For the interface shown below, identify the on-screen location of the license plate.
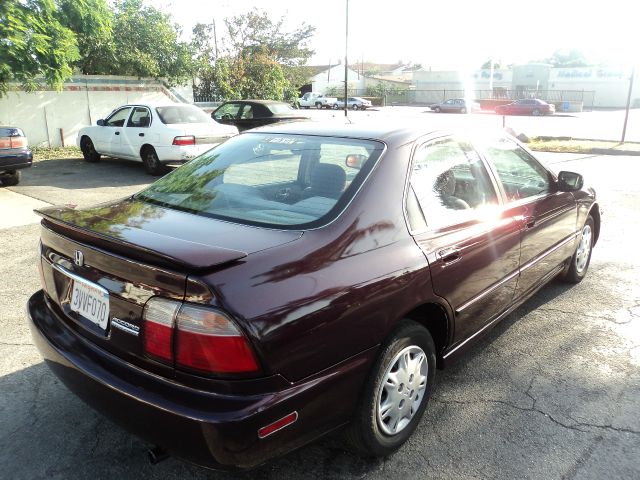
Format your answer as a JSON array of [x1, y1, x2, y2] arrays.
[[69, 277, 110, 331]]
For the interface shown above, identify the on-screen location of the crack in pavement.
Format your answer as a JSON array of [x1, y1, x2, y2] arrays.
[[536, 306, 632, 325]]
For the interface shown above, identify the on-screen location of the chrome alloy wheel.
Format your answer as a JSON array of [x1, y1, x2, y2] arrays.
[[575, 224, 592, 273], [377, 345, 428, 435]]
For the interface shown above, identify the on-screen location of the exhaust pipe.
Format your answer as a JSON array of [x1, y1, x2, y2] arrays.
[[147, 445, 169, 465]]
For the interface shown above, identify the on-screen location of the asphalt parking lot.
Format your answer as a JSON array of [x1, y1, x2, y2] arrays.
[[302, 106, 640, 142], [1, 153, 638, 479]]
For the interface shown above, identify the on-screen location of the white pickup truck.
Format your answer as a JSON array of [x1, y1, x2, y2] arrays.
[[298, 92, 338, 109]]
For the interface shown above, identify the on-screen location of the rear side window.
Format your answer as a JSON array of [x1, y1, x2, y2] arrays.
[[127, 107, 151, 128], [137, 133, 384, 229], [408, 137, 498, 230]]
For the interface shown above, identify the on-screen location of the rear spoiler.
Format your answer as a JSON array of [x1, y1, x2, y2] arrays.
[[35, 206, 247, 271]]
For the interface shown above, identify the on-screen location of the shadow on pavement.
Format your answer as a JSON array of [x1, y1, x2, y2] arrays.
[[20, 158, 154, 190]]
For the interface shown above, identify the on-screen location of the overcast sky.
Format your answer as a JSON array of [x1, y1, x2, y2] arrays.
[[150, 0, 636, 69]]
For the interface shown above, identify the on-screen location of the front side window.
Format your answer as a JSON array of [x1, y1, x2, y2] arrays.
[[409, 137, 498, 230], [482, 137, 551, 201], [213, 103, 241, 120], [105, 108, 131, 127], [137, 133, 384, 229]]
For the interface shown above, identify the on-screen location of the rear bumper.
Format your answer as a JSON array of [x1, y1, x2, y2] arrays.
[[154, 144, 216, 162], [0, 149, 32, 172], [27, 290, 375, 470]]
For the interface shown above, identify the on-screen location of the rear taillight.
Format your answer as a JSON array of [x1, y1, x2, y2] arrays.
[[0, 136, 28, 149], [172, 135, 195, 146], [142, 297, 260, 374], [143, 298, 180, 362], [11, 136, 28, 148]]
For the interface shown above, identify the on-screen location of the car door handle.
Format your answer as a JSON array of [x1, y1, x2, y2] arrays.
[[524, 216, 536, 229], [138, 133, 144, 137], [114, 131, 120, 135], [437, 247, 461, 263]]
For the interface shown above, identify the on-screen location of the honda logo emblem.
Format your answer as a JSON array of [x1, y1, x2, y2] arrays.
[[74, 250, 84, 267]]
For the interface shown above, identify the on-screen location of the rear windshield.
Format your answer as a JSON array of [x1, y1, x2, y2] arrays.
[[136, 133, 384, 229], [155, 105, 211, 124], [270, 103, 296, 114]]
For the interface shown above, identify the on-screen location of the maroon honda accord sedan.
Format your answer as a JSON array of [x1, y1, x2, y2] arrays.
[[28, 123, 600, 469]]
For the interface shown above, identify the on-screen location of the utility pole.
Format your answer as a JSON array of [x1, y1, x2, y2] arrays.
[[344, 0, 349, 117], [212, 18, 219, 59], [489, 58, 494, 98], [622, 65, 635, 142]]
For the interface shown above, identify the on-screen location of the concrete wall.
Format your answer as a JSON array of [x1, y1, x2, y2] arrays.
[[0, 76, 192, 147], [311, 65, 365, 94], [411, 66, 638, 108], [549, 67, 640, 108]]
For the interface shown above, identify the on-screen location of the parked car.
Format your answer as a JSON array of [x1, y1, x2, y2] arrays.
[[297, 92, 338, 109], [495, 98, 555, 116], [212, 100, 309, 132], [333, 96, 372, 110], [28, 122, 600, 470], [0, 126, 32, 186], [430, 98, 480, 113], [77, 103, 238, 176]]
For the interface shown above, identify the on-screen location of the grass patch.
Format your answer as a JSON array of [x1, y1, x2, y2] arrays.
[[31, 146, 82, 161], [528, 137, 640, 154]]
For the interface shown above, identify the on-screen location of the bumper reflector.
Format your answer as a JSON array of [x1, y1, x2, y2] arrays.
[[258, 412, 298, 439]]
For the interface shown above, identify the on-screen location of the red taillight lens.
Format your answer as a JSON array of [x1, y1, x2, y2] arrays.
[[11, 136, 28, 148], [175, 305, 259, 373], [143, 298, 180, 362], [142, 298, 260, 374], [172, 135, 195, 146]]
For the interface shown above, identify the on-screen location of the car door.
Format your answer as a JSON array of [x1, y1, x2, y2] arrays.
[[120, 106, 152, 160], [408, 136, 522, 346], [442, 99, 454, 112], [95, 107, 131, 155], [236, 104, 259, 131], [481, 136, 577, 299]]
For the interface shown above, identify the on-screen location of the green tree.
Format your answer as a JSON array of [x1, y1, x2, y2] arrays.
[[108, 0, 194, 84], [481, 59, 502, 70], [193, 9, 315, 101], [545, 49, 591, 68], [0, 0, 79, 95], [56, 0, 114, 74]]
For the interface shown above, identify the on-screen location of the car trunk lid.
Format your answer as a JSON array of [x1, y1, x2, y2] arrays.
[[179, 122, 238, 146], [35, 198, 301, 377]]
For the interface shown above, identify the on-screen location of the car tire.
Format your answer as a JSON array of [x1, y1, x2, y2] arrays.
[[1, 170, 21, 186], [460, 107, 467, 114], [142, 146, 169, 176], [434, 106, 441, 113], [333, 104, 340, 110], [315, 102, 323, 109], [532, 109, 541, 116], [80, 137, 101, 163], [344, 320, 436, 456], [560, 215, 595, 283], [352, 104, 359, 110]]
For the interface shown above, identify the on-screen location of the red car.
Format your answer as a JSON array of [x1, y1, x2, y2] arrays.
[[28, 123, 599, 470], [495, 98, 555, 116]]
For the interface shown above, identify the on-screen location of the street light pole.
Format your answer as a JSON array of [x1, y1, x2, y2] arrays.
[[344, 0, 349, 117], [622, 65, 635, 143]]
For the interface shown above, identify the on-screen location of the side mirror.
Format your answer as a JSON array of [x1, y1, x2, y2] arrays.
[[96, 119, 105, 126], [557, 171, 584, 191]]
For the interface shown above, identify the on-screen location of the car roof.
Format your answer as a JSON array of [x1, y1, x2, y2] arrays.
[[239, 121, 441, 146], [223, 99, 290, 106]]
